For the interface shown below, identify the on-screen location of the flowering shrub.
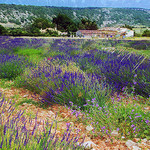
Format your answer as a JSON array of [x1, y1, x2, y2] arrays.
[[16, 59, 110, 109], [0, 93, 84, 150], [49, 39, 150, 97]]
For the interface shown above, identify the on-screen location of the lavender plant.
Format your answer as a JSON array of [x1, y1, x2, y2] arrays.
[[0, 54, 32, 79], [0, 36, 49, 54], [50, 39, 150, 97], [0, 93, 84, 150], [15, 58, 110, 109]]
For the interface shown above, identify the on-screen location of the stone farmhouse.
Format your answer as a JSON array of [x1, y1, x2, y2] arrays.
[[76, 27, 134, 39]]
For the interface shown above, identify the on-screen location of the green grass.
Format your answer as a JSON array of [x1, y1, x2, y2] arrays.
[[14, 48, 47, 64], [115, 46, 150, 58], [0, 79, 14, 89], [133, 28, 150, 34], [125, 37, 150, 40]]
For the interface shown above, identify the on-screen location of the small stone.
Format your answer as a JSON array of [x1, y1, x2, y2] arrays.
[[121, 136, 125, 139], [141, 142, 147, 146], [22, 103, 27, 106], [147, 140, 150, 145], [141, 138, 147, 143], [111, 130, 119, 137], [82, 141, 97, 149], [133, 138, 140, 143], [98, 141, 106, 147], [126, 140, 137, 148], [47, 111, 55, 119], [61, 113, 66, 118], [86, 125, 94, 131], [23, 94, 28, 98], [132, 146, 141, 150], [144, 107, 149, 110]]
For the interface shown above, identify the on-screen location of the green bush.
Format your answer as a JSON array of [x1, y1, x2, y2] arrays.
[[0, 54, 31, 80]]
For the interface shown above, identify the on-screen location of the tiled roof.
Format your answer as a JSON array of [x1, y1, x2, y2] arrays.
[[78, 30, 103, 34], [99, 27, 120, 31], [78, 30, 117, 35]]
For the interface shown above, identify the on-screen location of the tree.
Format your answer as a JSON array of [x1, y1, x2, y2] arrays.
[[0, 25, 7, 35], [142, 29, 150, 37], [53, 13, 78, 32], [78, 18, 98, 30], [122, 24, 133, 30], [32, 18, 54, 29]]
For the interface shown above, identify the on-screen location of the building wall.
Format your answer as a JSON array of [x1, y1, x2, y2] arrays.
[[126, 30, 134, 37], [76, 30, 120, 38], [76, 31, 82, 37]]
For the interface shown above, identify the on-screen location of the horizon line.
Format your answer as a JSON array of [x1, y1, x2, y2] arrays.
[[0, 3, 149, 10]]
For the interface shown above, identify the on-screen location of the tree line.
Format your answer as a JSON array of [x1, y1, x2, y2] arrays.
[[0, 13, 98, 37]]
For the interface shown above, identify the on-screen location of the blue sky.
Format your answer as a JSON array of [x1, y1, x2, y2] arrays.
[[0, 0, 150, 9]]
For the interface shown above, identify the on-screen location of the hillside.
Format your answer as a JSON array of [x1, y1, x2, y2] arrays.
[[0, 4, 150, 28]]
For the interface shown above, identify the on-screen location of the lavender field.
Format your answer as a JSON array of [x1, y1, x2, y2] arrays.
[[0, 36, 150, 149]]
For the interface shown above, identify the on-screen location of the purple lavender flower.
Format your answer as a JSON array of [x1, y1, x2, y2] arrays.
[[0, 137, 3, 148], [135, 115, 142, 118], [129, 116, 132, 119], [117, 128, 120, 131], [133, 80, 137, 85], [101, 126, 106, 130], [145, 120, 149, 124]]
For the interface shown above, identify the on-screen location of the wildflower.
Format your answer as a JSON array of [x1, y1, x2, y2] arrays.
[[96, 104, 99, 107], [69, 101, 73, 106], [122, 87, 125, 91], [76, 112, 80, 118], [117, 128, 119, 131], [92, 98, 96, 101], [133, 127, 136, 131], [134, 74, 137, 78], [135, 115, 141, 118], [145, 120, 149, 124], [131, 124, 135, 128], [98, 107, 102, 111], [101, 126, 105, 130], [83, 103, 88, 106], [66, 123, 70, 127], [71, 110, 76, 114], [0, 137, 4, 148], [129, 116, 132, 119], [47, 57, 52, 60], [133, 80, 137, 85]]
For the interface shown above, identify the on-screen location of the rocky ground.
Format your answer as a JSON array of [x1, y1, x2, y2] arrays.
[[0, 82, 150, 150]]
